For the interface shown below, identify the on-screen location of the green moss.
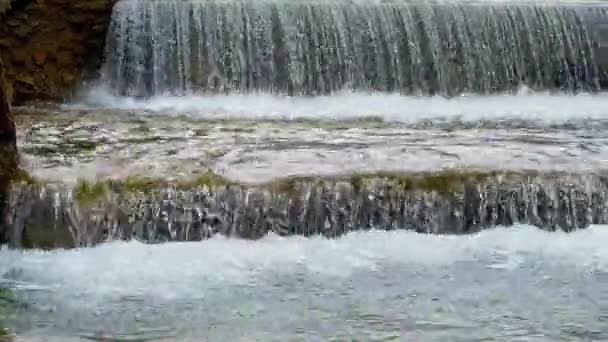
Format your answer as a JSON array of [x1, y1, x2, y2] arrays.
[[58, 170, 531, 203], [9, 168, 37, 186], [101, 171, 235, 194], [0, 328, 10, 341], [122, 176, 161, 194], [73, 179, 107, 204], [192, 171, 234, 188], [263, 176, 317, 197], [256, 170, 515, 197], [344, 169, 520, 194], [350, 174, 365, 194]]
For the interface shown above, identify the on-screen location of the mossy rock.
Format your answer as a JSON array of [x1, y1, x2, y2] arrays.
[[257, 170, 520, 197], [191, 171, 234, 189], [345, 169, 524, 194], [74, 178, 107, 205], [85, 170, 236, 195], [9, 168, 36, 186]]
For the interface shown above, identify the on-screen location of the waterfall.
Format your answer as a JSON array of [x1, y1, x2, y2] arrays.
[[6, 174, 608, 248], [100, 0, 607, 97]]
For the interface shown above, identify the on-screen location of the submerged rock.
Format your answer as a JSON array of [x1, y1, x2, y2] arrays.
[[5, 172, 608, 249]]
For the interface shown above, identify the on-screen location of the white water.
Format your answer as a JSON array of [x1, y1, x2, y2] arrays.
[[71, 88, 608, 124], [2, 225, 607, 340]]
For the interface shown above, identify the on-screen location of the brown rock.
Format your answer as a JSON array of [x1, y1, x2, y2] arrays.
[[6, 18, 20, 27], [33, 50, 47, 65], [0, 0, 117, 102], [15, 74, 35, 86], [13, 23, 33, 39], [62, 73, 75, 84], [55, 50, 73, 67], [9, 49, 28, 65], [0, 56, 16, 147]]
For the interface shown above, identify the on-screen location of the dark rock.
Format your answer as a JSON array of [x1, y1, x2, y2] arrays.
[[0, 54, 18, 246], [32, 50, 46, 65]]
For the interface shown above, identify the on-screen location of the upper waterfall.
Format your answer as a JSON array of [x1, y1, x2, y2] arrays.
[[100, 0, 608, 97]]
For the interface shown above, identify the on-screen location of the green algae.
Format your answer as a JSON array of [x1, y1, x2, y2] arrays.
[[121, 171, 234, 192], [344, 170, 514, 194], [117, 176, 160, 194], [74, 179, 108, 204], [38, 170, 548, 204], [192, 171, 235, 188], [9, 168, 36, 186], [89, 171, 237, 195], [263, 176, 318, 197], [259, 170, 525, 196]]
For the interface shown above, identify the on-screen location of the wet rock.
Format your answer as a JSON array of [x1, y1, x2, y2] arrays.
[[32, 50, 46, 66], [5, 173, 608, 248], [0, 54, 18, 246], [0, 0, 116, 103]]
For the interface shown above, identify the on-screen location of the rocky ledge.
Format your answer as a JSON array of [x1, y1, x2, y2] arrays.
[[3, 171, 608, 249]]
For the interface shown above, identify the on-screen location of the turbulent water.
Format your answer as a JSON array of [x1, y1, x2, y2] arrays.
[[5, 0, 608, 339], [101, 0, 608, 97], [1, 226, 607, 341], [79, 86, 608, 122]]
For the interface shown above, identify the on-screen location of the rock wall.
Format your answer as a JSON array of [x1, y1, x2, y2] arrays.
[[0, 51, 17, 245], [0, 0, 115, 103]]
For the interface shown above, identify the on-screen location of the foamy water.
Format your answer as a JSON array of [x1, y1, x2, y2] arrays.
[[2, 226, 607, 340], [69, 87, 608, 124]]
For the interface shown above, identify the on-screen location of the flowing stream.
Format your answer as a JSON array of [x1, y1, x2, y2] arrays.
[[3, 0, 608, 340], [1, 226, 608, 341]]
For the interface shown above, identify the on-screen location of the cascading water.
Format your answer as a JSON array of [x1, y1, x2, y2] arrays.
[[4, 1, 608, 340], [100, 0, 608, 97]]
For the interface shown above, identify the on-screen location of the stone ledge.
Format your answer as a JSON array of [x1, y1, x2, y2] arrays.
[[5, 171, 608, 249]]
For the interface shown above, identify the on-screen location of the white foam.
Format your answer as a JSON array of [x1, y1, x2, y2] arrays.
[[68, 87, 608, 124], [1, 225, 607, 300]]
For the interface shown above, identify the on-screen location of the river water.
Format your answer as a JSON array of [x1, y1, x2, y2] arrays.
[[4, 0, 608, 339], [3, 87, 608, 340], [12, 89, 608, 183], [1, 225, 607, 341]]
